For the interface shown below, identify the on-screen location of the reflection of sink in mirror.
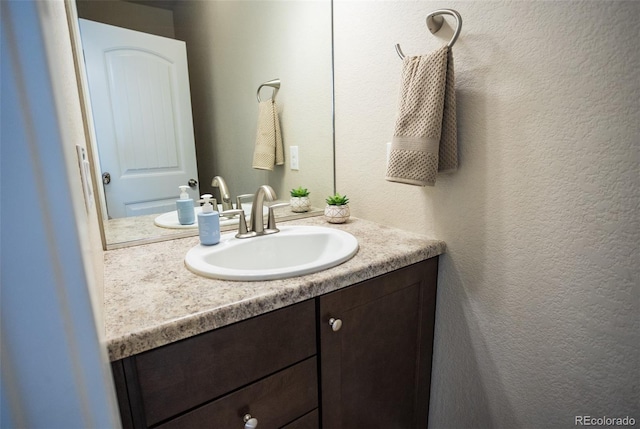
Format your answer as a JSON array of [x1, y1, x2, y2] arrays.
[[184, 226, 359, 281], [154, 203, 264, 230]]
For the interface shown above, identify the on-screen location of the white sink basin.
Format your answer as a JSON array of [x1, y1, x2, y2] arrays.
[[184, 225, 359, 281], [154, 203, 263, 229]]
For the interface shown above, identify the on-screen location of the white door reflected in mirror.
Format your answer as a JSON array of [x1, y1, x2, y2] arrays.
[[80, 19, 200, 218]]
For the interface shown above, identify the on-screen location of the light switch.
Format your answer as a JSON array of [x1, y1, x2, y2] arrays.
[[290, 146, 299, 170], [76, 145, 94, 213]]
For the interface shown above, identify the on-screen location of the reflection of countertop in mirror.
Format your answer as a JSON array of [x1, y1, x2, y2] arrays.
[[104, 216, 446, 361], [103, 203, 324, 249], [103, 213, 187, 247]]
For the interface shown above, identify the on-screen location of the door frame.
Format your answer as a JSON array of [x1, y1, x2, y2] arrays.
[[67, 0, 109, 224]]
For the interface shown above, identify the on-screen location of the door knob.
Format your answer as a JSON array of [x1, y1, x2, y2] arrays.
[[102, 172, 111, 185], [329, 317, 342, 332], [243, 414, 258, 429], [188, 178, 198, 188]]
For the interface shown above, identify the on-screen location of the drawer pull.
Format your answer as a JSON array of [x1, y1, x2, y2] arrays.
[[243, 414, 258, 429], [329, 317, 342, 332]]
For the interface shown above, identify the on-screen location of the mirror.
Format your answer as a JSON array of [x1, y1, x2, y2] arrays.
[[73, 0, 334, 249]]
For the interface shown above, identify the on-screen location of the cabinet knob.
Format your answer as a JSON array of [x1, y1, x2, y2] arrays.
[[329, 317, 342, 332], [243, 414, 258, 429]]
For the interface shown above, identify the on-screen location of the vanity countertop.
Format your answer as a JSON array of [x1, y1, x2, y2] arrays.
[[104, 216, 446, 361]]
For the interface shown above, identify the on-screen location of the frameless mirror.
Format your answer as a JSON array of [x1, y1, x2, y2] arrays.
[[72, 0, 334, 249]]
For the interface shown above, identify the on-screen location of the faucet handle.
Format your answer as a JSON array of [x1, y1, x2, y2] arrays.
[[197, 197, 218, 208], [265, 202, 290, 233], [220, 209, 249, 237], [235, 194, 254, 212]]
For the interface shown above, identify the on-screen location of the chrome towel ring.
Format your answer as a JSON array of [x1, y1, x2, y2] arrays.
[[256, 78, 281, 102], [395, 9, 462, 59]]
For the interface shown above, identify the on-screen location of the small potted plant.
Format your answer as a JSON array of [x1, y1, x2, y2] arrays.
[[290, 186, 311, 213], [324, 193, 350, 224]]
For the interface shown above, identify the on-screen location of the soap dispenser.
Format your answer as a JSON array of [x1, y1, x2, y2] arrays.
[[176, 185, 195, 225], [198, 194, 220, 245]]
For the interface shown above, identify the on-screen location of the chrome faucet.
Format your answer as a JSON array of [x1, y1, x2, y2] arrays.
[[211, 176, 234, 212]]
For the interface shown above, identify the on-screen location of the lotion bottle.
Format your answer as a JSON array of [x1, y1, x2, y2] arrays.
[[176, 185, 195, 225], [198, 194, 220, 245]]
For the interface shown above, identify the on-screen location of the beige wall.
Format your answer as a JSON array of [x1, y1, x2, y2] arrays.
[[335, 1, 639, 426], [174, 1, 334, 207]]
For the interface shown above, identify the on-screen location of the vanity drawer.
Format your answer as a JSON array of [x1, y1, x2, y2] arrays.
[[127, 299, 316, 427], [157, 357, 318, 429]]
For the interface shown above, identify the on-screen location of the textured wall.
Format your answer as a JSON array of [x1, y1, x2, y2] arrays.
[[334, 1, 639, 427]]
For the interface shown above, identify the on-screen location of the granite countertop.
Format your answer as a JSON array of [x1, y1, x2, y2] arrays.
[[104, 216, 446, 361]]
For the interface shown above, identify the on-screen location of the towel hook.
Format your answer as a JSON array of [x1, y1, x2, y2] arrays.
[[256, 78, 280, 102], [395, 8, 462, 59]]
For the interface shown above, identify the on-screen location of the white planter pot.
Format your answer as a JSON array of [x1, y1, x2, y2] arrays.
[[324, 204, 350, 224], [290, 196, 311, 213]]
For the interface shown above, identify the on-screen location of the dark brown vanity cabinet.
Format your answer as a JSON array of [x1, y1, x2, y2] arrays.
[[319, 257, 438, 428], [111, 257, 438, 429]]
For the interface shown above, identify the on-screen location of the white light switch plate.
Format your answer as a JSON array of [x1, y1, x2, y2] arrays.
[[290, 146, 299, 170], [76, 145, 94, 212]]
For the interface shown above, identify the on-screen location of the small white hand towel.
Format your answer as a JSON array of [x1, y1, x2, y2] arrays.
[[252, 100, 284, 171], [385, 45, 457, 186]]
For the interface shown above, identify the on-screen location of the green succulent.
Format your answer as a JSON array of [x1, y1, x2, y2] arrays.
[[325, 193, 349, 206], [290, 186, 310, 197]]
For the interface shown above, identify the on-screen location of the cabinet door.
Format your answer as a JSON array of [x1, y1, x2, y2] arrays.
[[319, 258, 438, 429]]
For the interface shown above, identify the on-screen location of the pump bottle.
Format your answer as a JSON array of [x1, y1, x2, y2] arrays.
[[198, 194, 220, 245], [176, 185, 195, 225]]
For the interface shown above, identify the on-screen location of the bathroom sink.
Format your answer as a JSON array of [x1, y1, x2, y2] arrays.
[[184, 225, 359, 281], [154, 203, 263, 229]]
